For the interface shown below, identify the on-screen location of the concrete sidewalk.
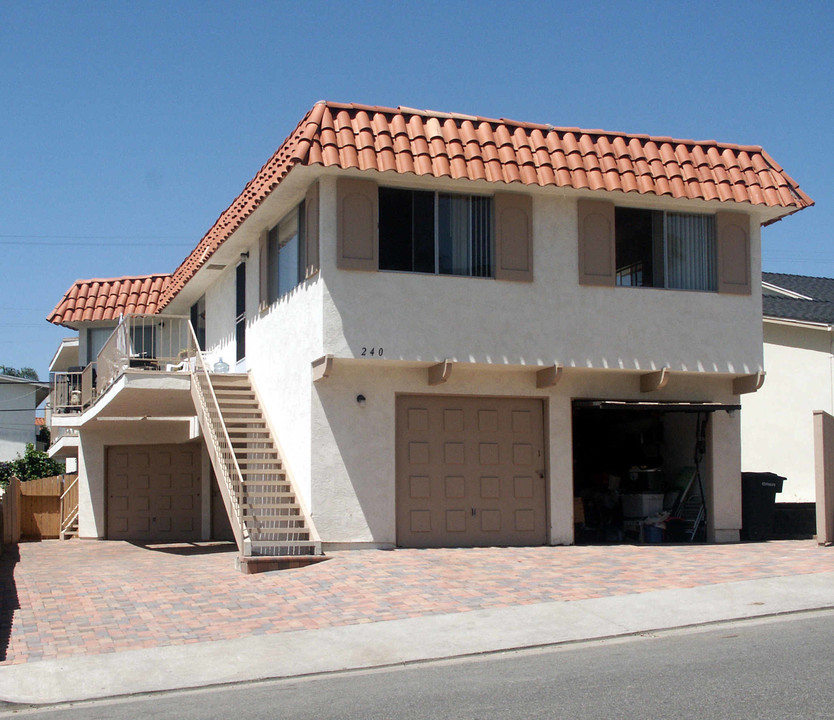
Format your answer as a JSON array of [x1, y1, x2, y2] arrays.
[[2, 569, 833, 705]]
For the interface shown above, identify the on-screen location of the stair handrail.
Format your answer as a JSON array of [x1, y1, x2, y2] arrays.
[[186, 324, 247, 555], [59, 474, 79, 539]]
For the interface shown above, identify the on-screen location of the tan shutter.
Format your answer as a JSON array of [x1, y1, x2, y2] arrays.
[[305, 182, 320, 278], [258, 228, 268, 310], [716, 212, 751, 295], [494, 193, 533, 282], [337, 177, 378, 271], [577, 199, 615, 286]]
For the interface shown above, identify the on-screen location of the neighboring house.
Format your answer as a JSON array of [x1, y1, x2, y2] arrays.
[[0, 374, 49, 462], [46, 101, 813, 566], [741, 273, 834, 506]]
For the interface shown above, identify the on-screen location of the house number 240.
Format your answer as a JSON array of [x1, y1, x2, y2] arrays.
[[361, 347, 384, 357]]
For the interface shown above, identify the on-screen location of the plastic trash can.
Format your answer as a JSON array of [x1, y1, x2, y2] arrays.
[[741, 472, 785, 541]]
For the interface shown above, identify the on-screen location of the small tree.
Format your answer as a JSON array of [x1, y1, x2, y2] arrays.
[[0, 443, 64, 487], [0, 365, 39, 381]]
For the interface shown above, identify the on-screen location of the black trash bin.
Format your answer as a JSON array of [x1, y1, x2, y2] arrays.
[[741, 472, 785, 541]]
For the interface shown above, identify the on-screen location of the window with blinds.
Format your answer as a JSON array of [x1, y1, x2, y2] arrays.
[[615, 208, 717, 292], [379, 188, 493, 278]]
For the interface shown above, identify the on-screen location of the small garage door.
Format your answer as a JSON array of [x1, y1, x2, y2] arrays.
[[107, 443, 201, 542], [396, 395, 547, 548]]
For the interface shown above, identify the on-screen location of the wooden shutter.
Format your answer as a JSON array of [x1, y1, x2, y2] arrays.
[[494, 193, 533, 282], [258, 229, 268, 310], [337, 177, 378, 271], [716, 212, 751, 295], [305, 182, 320, 278], [577, 199, 615, 287]]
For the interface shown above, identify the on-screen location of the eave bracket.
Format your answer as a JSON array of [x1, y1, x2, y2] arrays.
[[640, 367, 671, 393], [733, 371, 766, 395]]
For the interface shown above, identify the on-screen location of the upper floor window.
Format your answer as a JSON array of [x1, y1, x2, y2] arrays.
[[379, 188, 493, 278], [615, 208, 717, 292], [267, 202, 305, 303]]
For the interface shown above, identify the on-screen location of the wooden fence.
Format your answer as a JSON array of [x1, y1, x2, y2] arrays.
[[1, 474, 78, 542]]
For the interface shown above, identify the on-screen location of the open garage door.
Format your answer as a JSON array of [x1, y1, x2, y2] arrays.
[[106, 442, 201, 542], [396, 395, 547, 548]]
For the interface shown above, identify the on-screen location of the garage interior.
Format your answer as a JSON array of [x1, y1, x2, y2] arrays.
[[572, 400, 738, 544]]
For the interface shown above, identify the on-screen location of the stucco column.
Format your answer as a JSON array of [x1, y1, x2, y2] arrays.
[[706, 410, 741, 543], [77, 431, 106, 539], [200, 443, 212, 541], [548, 396, 574, 545]]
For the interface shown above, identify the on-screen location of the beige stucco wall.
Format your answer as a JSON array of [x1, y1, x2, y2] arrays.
[[741, 322, 834, 503], [311, 362, 740, 547]]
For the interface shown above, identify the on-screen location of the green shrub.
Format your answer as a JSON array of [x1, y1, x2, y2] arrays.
[[0, 443, 64, 487]]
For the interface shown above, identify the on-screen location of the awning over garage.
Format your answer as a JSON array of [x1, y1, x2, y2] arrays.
[[573, 400, 741, 413]]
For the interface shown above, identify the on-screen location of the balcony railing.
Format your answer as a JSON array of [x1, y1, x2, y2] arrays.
[[49, 314, 196, 416]]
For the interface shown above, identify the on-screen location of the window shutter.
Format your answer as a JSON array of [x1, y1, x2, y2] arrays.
[[494, 193, 533, 282], [716, 212, 751, 295], [305, 182, 320, 278], [258, 229, 268, 310], [577, 199, 615, 287], [337, 177, 378, 271]]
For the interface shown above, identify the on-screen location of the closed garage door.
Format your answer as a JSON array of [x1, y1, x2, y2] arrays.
[[107, 443, 201, 542], [396, 395, 547, 548]]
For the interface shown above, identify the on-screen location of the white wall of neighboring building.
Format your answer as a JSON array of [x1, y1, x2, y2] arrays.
[[742, 321, 834, 503], [0, 378, 41, 461]]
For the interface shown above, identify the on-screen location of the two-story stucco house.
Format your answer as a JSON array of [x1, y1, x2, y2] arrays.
[[47, 101, 812, 569]]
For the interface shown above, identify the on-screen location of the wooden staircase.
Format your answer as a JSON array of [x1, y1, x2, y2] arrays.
[[191, 367, 322, 572]]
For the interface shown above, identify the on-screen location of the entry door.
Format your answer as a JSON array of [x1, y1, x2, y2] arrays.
[[235, 262, 246, 368], [396, 395, 547, 548]]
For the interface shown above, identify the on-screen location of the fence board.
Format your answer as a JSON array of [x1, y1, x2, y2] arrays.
[[18, 474, 73, 540]]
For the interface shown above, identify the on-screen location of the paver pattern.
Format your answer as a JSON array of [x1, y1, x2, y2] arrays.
[[2, 540, 833, 666]]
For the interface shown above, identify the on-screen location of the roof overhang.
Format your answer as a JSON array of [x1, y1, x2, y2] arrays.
[[49, 337, 80, 373], [763, 315, 833, 331]]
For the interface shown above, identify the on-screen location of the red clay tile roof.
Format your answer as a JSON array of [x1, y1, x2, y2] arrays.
[[151, 101, 814, 309], [48, 274, 171, 327]]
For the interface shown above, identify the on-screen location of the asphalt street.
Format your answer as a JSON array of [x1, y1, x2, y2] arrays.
[[6, 609, 833, 720]]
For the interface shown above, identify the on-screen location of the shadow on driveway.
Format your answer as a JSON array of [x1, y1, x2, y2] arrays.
[[0, 544, 20, 663], [131, 541, 237, 557]]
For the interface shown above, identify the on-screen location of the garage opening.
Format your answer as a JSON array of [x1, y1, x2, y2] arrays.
[[572, 400, 739, 544]]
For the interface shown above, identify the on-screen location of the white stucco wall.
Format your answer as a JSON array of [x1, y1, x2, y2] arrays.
[[76, 420, 198, 539], [311, 363, 739, 547], [741, 321, 834, 503], [317, 174, 764, 375], [200, 209, 324, 509]]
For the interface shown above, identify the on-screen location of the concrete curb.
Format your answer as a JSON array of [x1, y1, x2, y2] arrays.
[[2, 571, 833, 706]]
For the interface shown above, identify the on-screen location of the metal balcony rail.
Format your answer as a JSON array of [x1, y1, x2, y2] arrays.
[[50, 314, 193, 415]]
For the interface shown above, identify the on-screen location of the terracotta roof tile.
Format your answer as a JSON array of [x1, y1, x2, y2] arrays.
[[48, 274, 172, 327], [154, 101, 812, 309]]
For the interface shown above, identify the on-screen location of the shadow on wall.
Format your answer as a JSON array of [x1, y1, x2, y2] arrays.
[[316, 381, 396, 544], [0, 544, 20, 662]]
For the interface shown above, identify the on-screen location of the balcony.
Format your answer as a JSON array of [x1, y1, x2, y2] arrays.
[[49, 314, 198, 419]]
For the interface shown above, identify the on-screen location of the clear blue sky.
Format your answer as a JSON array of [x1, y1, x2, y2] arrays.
[[1, 0, 832, 381]]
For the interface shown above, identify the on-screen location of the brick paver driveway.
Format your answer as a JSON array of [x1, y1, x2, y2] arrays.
[[2, 540, 833, 666]]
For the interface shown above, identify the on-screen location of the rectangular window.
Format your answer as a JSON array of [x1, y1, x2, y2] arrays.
[[615, 208, 716, 292], [379, 188, 493, 278], [190, 295, 206, 351], [267, 202, 306, 303]]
